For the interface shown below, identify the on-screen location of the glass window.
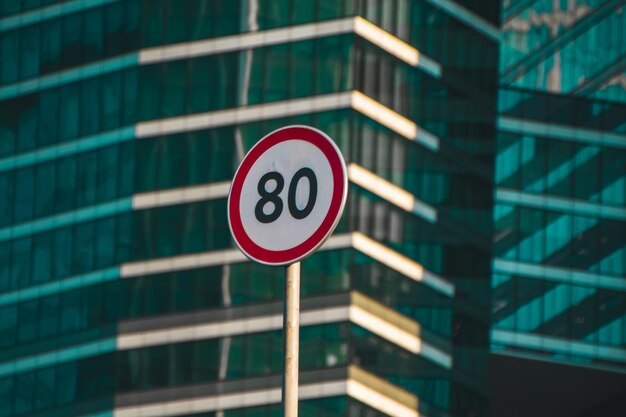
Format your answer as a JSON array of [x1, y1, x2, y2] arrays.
[[34, 367, 56, 410], [13, 372, 34, 414], [165, 0, 189, 44], [31, 233, 52, 284], [39, 295, 59, 339], [139, 65, 161, 120], [0, 305, 17, 348], [16, 96, 37, 153], [58, 85, 80, 140], [80, 78, 101, 136], [82, 7, 104, 62], [61, 13, 83, 68], [103, 1, 125, 57], [19, 26, 40, 80], [0, 31, 18, 84], [161, 61, 186, 117], [101, 72, 122, 130], [51, 227, 72, 279], [0, 376, 12, 416]]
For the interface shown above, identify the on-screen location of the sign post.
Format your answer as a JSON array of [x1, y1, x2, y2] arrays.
[[228, 125, 347, 417], [283, 262, 300, 417]]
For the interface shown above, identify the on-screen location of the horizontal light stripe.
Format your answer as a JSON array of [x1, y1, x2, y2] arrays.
[[0, 53, 137, 101], [119, 233, 353, 278], [134, 165, 433, 215], [353, 17, 419, 66], [498, 116, 626, 149], [0, 338, 116, 377], [135, 90, 438, 146], [496, 188, 626, 221], [139, 17, 354, 64], [116, 306, 348, 350], [114, 291, 450, 367], [140, 16, 437, 74], [350, 305, 420, 353], [355, 16, 441, 78], [121, 232, 454, 297], [0, 267, 120, 307], [492, 349, 626, 375], [1, 16, 441, 101], [423, 0, 500, 41], [315, 232, 353, 250], [0, 0, 121, 33], [349, 164, 414, 211], [0, 307, 444, 377], [347, 163, 437, 222], [352, 92, 435, 149], [1, 91, 434, 174], [350, 91, 440, 150], [113, 376, 415, 417], [115, 384, 291, 417], [132, 181, 231, 209], [0, 181, 231, 248], [347, 380, 419, 417], [120, 247, 246, 278], [491, 329, 626, 363], [493, 258, 626, 292], [135, 92, 351, 138], [0, 198, 132, 243], [0, 291, 450, 376], [414, 53, 442, 78], [421, 344, 454, 369], [0, 191, 443, 304], [0, 126, 135, 174], [352, 232, 455, 297]]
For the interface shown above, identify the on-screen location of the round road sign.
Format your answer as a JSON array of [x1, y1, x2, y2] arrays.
[[228, 125, 348, 266]]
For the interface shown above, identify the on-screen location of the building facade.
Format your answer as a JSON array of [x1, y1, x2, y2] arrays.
[[0, 1, 499, 417], [492, 0, 626, 375]]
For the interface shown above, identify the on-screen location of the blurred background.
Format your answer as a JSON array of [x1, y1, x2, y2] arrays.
[[0, 1, 624, 416]]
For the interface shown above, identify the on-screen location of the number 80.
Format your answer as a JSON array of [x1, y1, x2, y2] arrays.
[[255, 168, 318, 223]]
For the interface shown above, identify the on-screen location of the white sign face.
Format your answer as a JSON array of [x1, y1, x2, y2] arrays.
[[228, 126, 348, 266]]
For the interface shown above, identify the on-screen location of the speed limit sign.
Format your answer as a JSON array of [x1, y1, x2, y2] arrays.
[[228, 125, 348, 266]]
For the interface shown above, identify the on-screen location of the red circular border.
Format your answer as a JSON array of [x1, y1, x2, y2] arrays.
[[228, 126, 347, 266]]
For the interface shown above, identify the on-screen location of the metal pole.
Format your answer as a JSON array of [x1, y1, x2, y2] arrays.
[[283, 262, 300, 417]]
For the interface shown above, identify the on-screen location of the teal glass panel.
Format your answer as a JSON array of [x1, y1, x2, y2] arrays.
[[131, 199, 229, 259], [0, 2, 498, 416], [0, 29, 18, 84], [0, 68, 139, 158], [112, 322, 449, 407], [139, 0, 360, 48], [408, 0, 499, 92], [508, 3, 626, 95], [500, 0, 608, 71], [590, 71, 626, 103], [0, 213, 132, 294], [0, 352, 116, 417], [0, 0, 140, 85]]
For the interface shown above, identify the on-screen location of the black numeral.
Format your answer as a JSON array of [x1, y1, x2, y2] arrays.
[[255, 172, 284, 223], [288, 168, 317, 219], [254, 169, 318, 223]]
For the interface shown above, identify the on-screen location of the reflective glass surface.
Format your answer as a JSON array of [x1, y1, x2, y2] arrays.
[[496, 0, 626, 371], [1, 1, 499, 416]]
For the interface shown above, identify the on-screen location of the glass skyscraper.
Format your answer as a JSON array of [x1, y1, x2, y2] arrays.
[[1, 1, 623, 417], [0, 1, 499, 417], [493, 0, 626, 374]]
